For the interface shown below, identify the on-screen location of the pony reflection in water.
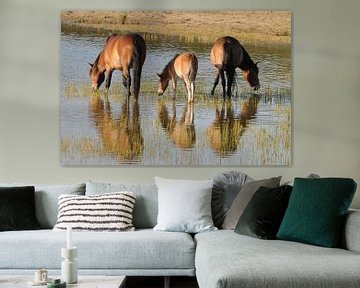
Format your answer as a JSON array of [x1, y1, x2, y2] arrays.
[[90, 95, 144, 163], [207, 96, 259, 156], [210, 36, 260, 97], [157, 100, 196, 150], [89, 33, 146, 98], [157, 52, 198, 103]]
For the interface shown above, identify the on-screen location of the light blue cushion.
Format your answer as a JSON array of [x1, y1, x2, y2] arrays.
[[85, 181, 158, 229], [195, 230, 360, 288], [0, 229, 195, 272], [154, 177, 217, 233]]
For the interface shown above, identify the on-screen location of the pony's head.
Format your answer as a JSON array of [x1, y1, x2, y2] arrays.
[[89, 62, 105, 90], [243, 62, 260, 91], [157, 73, 170, 96]]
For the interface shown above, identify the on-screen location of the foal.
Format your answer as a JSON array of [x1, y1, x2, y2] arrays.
[[157, 52, 198, 103]]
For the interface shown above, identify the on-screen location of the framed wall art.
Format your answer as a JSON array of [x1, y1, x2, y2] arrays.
[[61, 11, 291, 166]]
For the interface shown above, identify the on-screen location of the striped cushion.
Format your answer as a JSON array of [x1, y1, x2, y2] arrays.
[[53, 192, 136, 232]]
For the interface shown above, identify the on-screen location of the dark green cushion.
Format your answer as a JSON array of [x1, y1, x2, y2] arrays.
[[235, 185, 292, 239], [0, 186, 41, 231], [277, 178, 357, 247]]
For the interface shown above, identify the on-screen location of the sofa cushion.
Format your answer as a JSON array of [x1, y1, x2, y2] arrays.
[[195, 230, 360, 288], [0, 229, 195, 272], [0, 183, 86, 229], [342, 209, 360, 253], [153, 177, 216, 233], [234, 185, 292, 239], [53, 192, 136, 231], [86, 181, 158, 229], [0, 186, 40, 231], [212, 171, 251, 228], [222, 176, 281, 229], [277, 178, 357, 247]]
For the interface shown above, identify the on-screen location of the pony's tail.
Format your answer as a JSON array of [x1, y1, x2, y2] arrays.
[[224, 40, 236, 94], [133, 35, 146, 99], [189, 53, 198, 83]]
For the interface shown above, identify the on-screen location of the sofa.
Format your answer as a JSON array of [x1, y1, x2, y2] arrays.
[[0, 177, 360, 288]]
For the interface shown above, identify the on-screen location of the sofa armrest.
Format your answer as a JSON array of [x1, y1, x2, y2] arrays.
[[342, 209, 360, 253]]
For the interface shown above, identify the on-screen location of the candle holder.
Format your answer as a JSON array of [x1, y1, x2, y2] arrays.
[[61, 247, 78, 284]]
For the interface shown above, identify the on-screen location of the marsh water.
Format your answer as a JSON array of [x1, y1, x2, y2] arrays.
[[61, 31, 291, 165]]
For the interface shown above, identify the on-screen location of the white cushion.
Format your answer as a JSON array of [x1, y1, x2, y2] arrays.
[[53, 192, 135, 231], [153, 177, 217, 233]]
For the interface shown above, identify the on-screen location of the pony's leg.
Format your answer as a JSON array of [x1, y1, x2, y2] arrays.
[[220, 70, 226, 98], [226, 69, 235, 97], [105, 70, 113, 90], [184, 78, 192, 103], [190, 81, 195, 103], [122, 69, 131, 97], [211, 72, 220, 96], [172, 77, 178, 100]]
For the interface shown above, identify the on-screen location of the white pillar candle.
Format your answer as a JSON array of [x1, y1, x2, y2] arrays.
[[67, 225, 72, 249]]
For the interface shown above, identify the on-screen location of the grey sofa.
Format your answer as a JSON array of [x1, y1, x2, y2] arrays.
[[1, 181, 360, 288]]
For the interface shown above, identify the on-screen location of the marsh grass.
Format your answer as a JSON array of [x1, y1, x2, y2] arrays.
[[63, 79, 291, 103], [61, 11, 291, 45], [61, 78, 291, 165]]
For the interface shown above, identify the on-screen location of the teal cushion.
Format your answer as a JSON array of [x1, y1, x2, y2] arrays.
[[277, 178, 357, 247]]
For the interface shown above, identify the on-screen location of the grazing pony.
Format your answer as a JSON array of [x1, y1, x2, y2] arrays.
[[89, 33, 146, 98], [157, 52, 198, 103], [210, 36, 260, 97]]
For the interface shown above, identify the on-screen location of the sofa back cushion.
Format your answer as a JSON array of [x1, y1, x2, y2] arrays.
[[277, 177, 357, 248], [0, 186, 41, 231], [0, 183, 86, 229], [86, 181, 158, 229]]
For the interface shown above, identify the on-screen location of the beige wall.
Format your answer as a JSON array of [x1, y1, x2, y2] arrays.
[[0, 0, 359, 208]]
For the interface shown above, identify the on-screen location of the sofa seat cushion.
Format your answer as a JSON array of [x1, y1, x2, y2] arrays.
[[195, 230, 360, 288], [0, 229, 195, 271]]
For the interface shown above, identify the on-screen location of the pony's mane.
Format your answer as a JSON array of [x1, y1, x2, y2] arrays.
[[106, 33, 119, 43], [239, 45, 255, 70], [161, 54, 180, 76], [93, 53, 101, 66], [92, 34, 118, 70]]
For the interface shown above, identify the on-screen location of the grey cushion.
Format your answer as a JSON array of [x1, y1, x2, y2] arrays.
[[341, 209, 360, 253], [154, 177, 216, 233], [0, 183, 85, 228], [0, 229, 195, 271], [195, 230, 360, 288], [85, 181, 158, 229], [212, 171, 251, 228], [222, 177, 281, 229]]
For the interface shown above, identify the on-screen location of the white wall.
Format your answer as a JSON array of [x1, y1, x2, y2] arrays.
[[0, 0, 359, 208]]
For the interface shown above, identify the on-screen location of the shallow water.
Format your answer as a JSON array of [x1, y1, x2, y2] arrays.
[[61, 32, 291, 165]]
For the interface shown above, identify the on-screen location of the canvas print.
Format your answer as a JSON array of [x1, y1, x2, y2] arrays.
[[61, 11, 291, 165]]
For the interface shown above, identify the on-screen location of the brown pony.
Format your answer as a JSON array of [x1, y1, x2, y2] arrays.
[[157, 52, 198, 103], [210, 36, 260, 97], [89, 33, 146, 98]]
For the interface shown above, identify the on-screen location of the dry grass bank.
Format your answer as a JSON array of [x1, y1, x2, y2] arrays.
[[61, 11, 291, 45]]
